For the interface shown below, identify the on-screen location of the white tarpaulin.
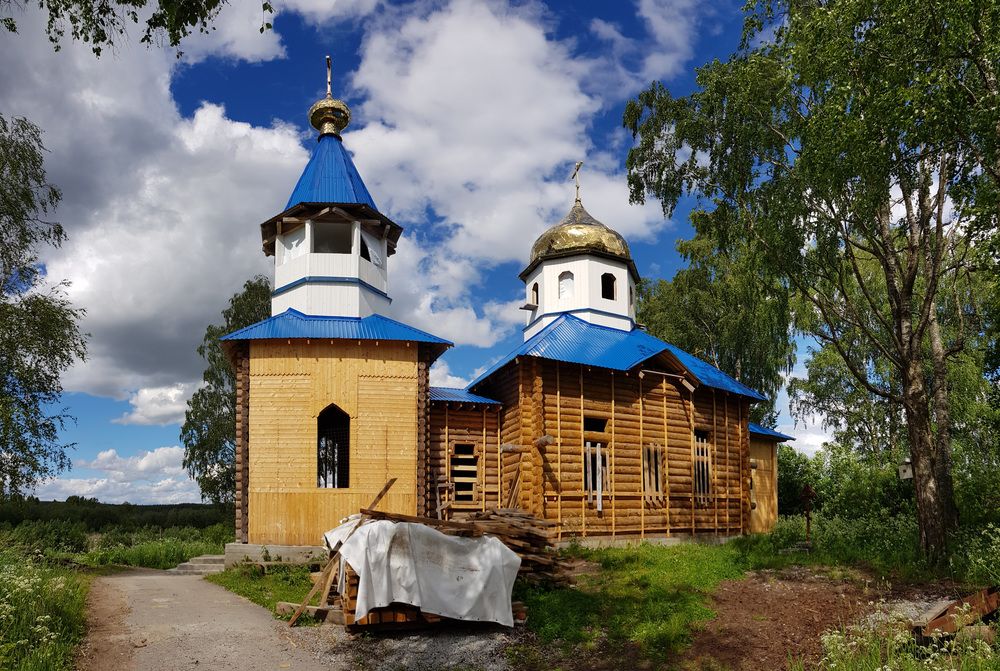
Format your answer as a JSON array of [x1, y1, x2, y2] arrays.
[[325, 519, 521, 627]]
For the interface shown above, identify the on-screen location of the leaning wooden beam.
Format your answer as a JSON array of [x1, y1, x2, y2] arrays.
[[288, 477, 397, 627]]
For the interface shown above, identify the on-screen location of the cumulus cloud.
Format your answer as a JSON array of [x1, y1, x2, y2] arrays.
[[3, 0, 693, 400], [114, 383, 200, 426], [429, 361, 469, 388], [33, 447, 200, 504]]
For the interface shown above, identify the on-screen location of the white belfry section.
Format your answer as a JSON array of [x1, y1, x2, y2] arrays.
[[271, 218, 391, 318], [522, 254, 635, 339]]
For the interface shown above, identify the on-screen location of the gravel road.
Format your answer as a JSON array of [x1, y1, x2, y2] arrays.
[[76, 569, 338, 671], [76, 568, 513, 671]]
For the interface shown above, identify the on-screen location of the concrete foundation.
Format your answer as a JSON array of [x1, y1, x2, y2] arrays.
[[224, 543, 328, 568]]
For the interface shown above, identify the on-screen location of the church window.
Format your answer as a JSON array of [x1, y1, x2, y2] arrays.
[[450, 443, 478, 504], [558, 271, 574, 299], [360, 236, 371, 262], [643, 443, 665, 503], [694, 429, 712, 506], [317, 404, 350, 488], [583, 416, 608, 510], [312, 221, 353, 254], [530, 282, 539, 306], [601, 273, 616, 300]]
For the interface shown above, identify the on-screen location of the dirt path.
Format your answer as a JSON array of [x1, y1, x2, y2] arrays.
[[76, 569, 339, 671]]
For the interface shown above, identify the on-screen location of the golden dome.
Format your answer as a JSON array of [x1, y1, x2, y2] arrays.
[[520, 200, 637, 280], [309, 56, 351, 136]]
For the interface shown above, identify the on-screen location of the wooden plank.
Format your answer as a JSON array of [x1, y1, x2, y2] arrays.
[[288, 478, 397, 627]]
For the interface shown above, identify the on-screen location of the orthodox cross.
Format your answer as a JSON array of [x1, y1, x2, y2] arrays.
[[570, 161, 584, 203], [326, 55, 332, 97]]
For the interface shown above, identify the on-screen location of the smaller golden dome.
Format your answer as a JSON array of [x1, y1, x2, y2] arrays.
[[309, 56, 351, 136], [520, 200, 636, 280], [309, 96, 351, 136]]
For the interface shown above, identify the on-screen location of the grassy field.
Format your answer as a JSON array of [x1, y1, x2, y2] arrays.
[[0, 550, 90, 671], [206, 563, 316, 619]]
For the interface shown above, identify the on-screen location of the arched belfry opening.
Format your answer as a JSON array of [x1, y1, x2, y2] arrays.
[[317, 404, 350, 488], [601, 272, 616, 300]]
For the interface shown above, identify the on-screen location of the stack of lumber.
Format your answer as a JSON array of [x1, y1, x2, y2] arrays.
[[463, 508, 566, 583], [359, 506, 571, 585]]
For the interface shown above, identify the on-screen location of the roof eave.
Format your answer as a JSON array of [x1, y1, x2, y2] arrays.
[[518, 251, 641, 282], [260, 203, 403, 257]]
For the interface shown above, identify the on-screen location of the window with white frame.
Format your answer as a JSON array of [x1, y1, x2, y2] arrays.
[[643, 443, 665, 504]]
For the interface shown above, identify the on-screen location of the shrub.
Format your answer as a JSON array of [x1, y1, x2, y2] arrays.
[[4, 520, 89, 554]]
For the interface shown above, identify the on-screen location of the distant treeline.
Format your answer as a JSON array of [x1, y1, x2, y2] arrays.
[[0, 496, 231, 531]]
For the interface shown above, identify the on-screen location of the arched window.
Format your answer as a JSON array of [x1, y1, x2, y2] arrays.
[[601, 272, 616, 300], [558, 271, 574, 299], [530, 282, 539, 306], [317, 404, 349, 488]]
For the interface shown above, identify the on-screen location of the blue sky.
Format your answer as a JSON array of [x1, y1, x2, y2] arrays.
[[1, 0, 829, 504]]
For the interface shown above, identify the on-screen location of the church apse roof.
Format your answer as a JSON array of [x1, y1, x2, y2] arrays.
[[467, 314, 766, 401]]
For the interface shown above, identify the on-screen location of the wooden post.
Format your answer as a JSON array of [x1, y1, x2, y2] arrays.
[[234, 345, 250, 543], [481, 406, 487, 512], [738, 400, 745, 534], [496, 410, 502, 509], [639, 373, 645, 539], [610, 372, 616, 537], [444, 404, 450, 517], [556, 363, 562, 539], [662, 376, 671, 535], [580, 364, 586, 538], [712, 391, 719, 535], [725, 394, 731, 532], [689, 389, 696, 534]]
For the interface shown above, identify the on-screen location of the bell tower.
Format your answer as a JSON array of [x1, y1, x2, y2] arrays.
[[519, 163, 639, 339], [260, 57, 402, 318]]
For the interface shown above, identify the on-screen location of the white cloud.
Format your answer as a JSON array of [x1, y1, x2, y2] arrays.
[[33, 446, 200, 504], [3, 0, 690, 403], [429, 360, 469, 388], [114, 383, 200, 426]]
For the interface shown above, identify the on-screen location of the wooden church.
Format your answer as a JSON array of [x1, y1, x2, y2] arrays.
[[223, 64, 792, 551]]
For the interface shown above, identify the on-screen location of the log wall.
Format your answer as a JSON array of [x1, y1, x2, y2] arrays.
[[246, 339, 423, 546], [749, 437, 779, 533], [427, 403, 501, 515], [473, 357, 755, 539]]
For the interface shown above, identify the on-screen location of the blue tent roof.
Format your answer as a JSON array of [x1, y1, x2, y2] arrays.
[[429, 387, 500, 405], [748, 423, 795, 441], [221, 308, 451, 347], [285, 134, 377, 211], [468, 314, 766, 401]]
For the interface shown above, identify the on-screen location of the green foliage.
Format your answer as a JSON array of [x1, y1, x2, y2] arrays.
[[0, 0, 265, 57], [801, 617, 1000, 670], [0, 550, 87, 671], [0, 497, 229, 530], [5, 519, 88, 554], [517, 543, 746, 659], [637, 234, 794, 423], [625, 0, 1000, 558], [206, 564, 315, 619], [950, 524, 1000, 588], [776, 444, 814, 515], [0, 115, 86, 496], [182, 275, 271, 504], [81, 524, 230, 569]]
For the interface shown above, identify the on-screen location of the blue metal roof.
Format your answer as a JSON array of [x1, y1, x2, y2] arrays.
[[285, 134, 378, 211], [748, 423, 795, 441], [429, 387, 501, 405], [468, 314, 766, 401], [221, 308, 451, 346], [660, 343, 767, 402]]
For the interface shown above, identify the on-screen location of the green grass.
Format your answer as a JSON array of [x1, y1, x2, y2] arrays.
[[206, 564, 316, 620], [81, 537, 224, 569], [0, 550, 89, 671], [517, 542, 747, 659]]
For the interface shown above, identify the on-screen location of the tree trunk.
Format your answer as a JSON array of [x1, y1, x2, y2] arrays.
[[927, 310, 960, 531], [901, 360, 955, 560]]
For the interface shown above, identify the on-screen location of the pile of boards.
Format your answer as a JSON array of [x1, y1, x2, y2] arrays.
[[361, 506, 573, 585], [282, 505, 570, 630]]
